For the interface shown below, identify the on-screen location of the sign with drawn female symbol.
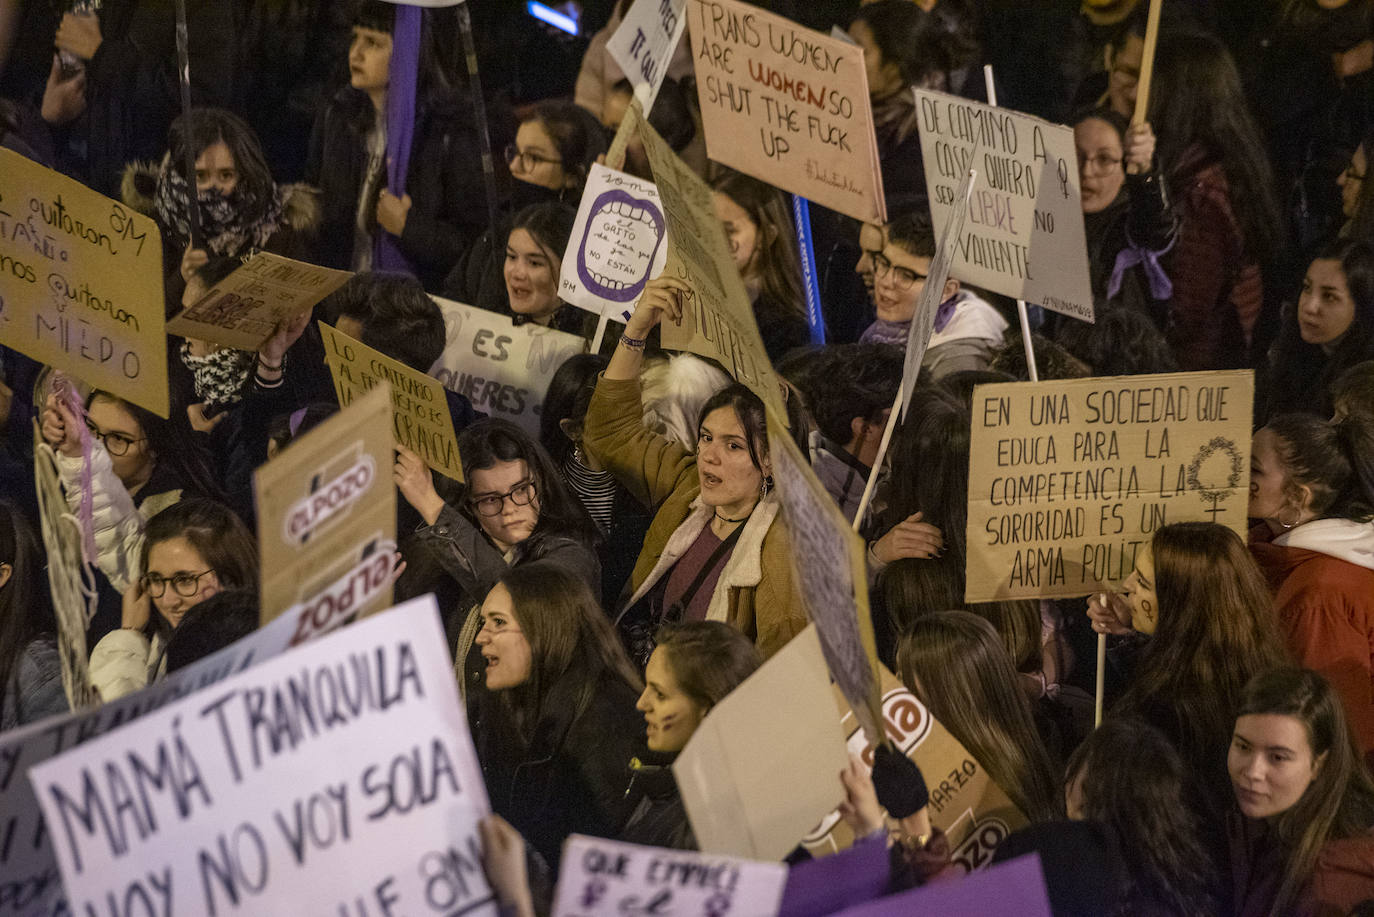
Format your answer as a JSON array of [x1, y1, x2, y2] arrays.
[[560, 163, 668, 320]]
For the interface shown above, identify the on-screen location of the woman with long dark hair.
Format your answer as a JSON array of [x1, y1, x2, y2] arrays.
[[710, 170, 811, 363], [1088, 523, 1290, 812], [1229, 668, 1374, 915], [1261, 239, 1374, 419], [88, 498, 258, 700], [584, 278, 807, 663], [472, 561, 645, 871], [1249, 412, 1374, 753], [898, 611, 1062, 824], [0, 500, 64, 731], [1147, 31, 1284, 370]]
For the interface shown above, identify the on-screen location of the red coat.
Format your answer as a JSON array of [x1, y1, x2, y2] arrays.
[[1230, 815, 1374, 916], [1251, 525, 1374, 754]]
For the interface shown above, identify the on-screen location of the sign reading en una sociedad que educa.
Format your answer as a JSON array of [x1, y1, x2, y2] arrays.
[[687, 0, 886, 224], [0, 148, 168, 416], [431, 295, 587, 437], [320, 320, 463, 481], [255, 383, 397, 631], [913, 89, 1094, 323], [965, 371, 1254, 602], [29, 598, 499, 917]]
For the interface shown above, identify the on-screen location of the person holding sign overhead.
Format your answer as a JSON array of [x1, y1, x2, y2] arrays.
[[710, 171, 811, 363], [584, 276, 807, 663], [1248, 412, 1374, 755], [471, 561, 646, 873], [1227, 668, 1374, 916]]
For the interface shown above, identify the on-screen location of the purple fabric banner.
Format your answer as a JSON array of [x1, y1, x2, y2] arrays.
[[826, 853, 1051, 916], [778, 832, 891, 917], [374, 3, 421, 273]]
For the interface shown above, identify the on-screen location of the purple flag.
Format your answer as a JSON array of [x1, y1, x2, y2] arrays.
[[779, 832, 890, 917], [374, 3, 421, 274]]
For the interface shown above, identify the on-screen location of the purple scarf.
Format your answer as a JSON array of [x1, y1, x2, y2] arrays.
[[373, 3, 421, 274]]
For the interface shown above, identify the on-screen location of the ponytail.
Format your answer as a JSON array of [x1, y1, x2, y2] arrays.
[[1267, 413, 1374, 523]]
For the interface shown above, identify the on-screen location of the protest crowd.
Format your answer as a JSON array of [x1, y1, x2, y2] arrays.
[[4, 0, 1374, 914]]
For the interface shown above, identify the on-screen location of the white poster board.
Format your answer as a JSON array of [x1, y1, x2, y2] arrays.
[[559, 164, 670, 322], [914, 89, 1094, 322], [606, 0, 689, 113], [30, 597, 496, 917], [430, 296, 587, 435], [552, 835, 786, 917]]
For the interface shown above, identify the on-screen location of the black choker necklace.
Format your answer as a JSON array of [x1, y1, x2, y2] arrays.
[[714, 509, 750, 524]]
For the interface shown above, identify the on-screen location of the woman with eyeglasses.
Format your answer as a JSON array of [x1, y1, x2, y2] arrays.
[[88, 498, 258, 700], [442, 102, 606, 314], [393, 418, 601, 679], [40, 387, 221, 645], [1069, 108, 1176, 335]]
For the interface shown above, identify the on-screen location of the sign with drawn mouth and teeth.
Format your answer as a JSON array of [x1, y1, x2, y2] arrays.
[[561, 164, 669, 320]]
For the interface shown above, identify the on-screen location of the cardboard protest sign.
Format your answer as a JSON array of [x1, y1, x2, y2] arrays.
[[675, 625, 848, 861], [688, 0, 885, 224], [914, 89, 1094, 322], [254, 383, 397, 630], [320, 320, 463, 481], [553, 835, 787, 917], [30, 597, 497, 917], [0, 148, 168, 416], [802, 667, 1028, 870], [829, 854, 1051, 917], [32, 434, 92, 712], [607, 0, 688, 113], [766, 408, 883, 741], [167, 252, 351, 351], [0, 589, 337, 917], [430, 295, 587, 435], [900, 167, 976, 419], [633, 106, 787, 421], [559, 164, 669, 321], [965, 370, 1254, 602]]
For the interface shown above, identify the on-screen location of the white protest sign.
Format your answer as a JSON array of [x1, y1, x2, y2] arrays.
[[607, 0, 688, 113], [30, 597, 497, 917], [559, 164, 669, 321], [430, 295, 587, 436], [965, 371, 1254, 601], [914, 89, 1094, 322], [552, 835, 786, 917], [675, 626, 847, 861], [0, 599, 318, 917]]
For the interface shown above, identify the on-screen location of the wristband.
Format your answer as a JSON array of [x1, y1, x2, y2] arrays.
[[257, 353, 284, 372], [619, 332, 647, 350]]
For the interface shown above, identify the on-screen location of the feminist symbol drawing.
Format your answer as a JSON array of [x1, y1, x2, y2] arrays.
[[1186, 437, 1243, 522]]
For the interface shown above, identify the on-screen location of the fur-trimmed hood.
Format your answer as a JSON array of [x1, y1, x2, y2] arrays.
[[119, 158, 321, 235]]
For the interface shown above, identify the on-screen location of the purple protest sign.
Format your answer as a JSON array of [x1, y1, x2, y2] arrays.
[[778, 832, 890, 917]]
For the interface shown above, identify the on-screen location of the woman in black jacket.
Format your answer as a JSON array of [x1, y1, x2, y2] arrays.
[[306, 0, 493, 291], [472, 561, 645, 872]]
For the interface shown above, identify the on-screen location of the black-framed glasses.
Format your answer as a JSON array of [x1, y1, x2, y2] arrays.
[[84, 420, 146, 456], [872, 252, 927, 292], [143, 569, 216, 598], [1078, 153, 1123, 174], [505, 144, 562, 173], [469, 480, 538, 517]]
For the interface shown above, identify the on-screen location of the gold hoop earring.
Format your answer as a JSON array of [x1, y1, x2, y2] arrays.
[[1278, 507, 1302, 530]]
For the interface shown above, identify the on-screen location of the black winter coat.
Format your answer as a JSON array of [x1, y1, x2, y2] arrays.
[[475, 659, 646, 872], [306, 86, 493, 291]]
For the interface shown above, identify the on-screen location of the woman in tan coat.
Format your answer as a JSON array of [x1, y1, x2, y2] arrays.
[[584, 277, 805, 663]]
